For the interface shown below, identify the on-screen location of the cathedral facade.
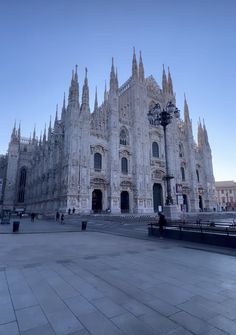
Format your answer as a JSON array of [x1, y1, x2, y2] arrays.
[[1, 51, 216, 214]]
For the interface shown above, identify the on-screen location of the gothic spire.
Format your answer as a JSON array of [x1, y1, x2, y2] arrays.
[[94, 86, 98, 112], [203, 119, 210, 146], [162, 65, 168, 94], [43, 124, 46, 143], [104, 81, 108, 102], [74, 64, 78, 82], [167, 67, 173, 95], [197, 119, 204, 147], [132, 47, 138, 79], [17, 122, 21, 140], [11, 120, 17, 141], [54, 104, 58, 127], [139, 51, 145, 82], [39, 131, 42, 146], [61, 92, 66, 120], [115, 68, 119, 89], [109, 57, 117, 92], [48, 116, 52, 140], [70, 68, 74, 82], [184, 94, 190, 124], [68, 65, 79, 107], [33, 125, 36, 141], [81, 67, 90, 110]]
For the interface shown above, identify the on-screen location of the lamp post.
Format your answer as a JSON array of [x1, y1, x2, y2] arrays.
[[148, 101, 179, 207]]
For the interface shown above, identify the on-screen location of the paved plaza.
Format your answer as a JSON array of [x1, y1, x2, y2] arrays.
[[0, 218, 236, 334]]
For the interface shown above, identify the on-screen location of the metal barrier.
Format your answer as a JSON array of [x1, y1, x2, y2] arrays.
[[148, 221, 236, 248]]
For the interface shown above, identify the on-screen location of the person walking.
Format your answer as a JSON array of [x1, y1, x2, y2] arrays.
[[158, 212, 167, 238], [60, 213, 64, 224], [56, 211, 60, 222]]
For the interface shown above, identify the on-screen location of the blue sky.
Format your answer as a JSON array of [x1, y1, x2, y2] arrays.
[[0, 0, 236, 181]]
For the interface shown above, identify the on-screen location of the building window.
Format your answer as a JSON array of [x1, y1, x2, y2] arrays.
[[179, 143, 184, 158], [196, 169, 200, 183], [152, 142, 159, 158], [94, 153, 102, 171], [230, 189, 232, 194], [221, 190, 224, 194], [222, 197, 225, 203], [19, 168, 27, 187], [181, 166, 185, 181], [120, 128, 129, 145], [121, 157, 128, 174], [230, 197, 233, 203], [18, 167, 27, 203]]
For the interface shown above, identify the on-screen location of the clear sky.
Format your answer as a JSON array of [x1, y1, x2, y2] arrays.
[[0, 0, 235, 181]]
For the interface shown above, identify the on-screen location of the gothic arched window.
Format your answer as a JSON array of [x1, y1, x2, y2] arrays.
[[121, 157, 128, 174], [18, 167, 27, 203], [152, 142, 159, 158], [179, 143, 184, 158], [120, 128, 129, 145], [196, 169, 200, 183], [19, 168, 27, 187], [181, 166, 185, 181], [94, 153, 102, 171]]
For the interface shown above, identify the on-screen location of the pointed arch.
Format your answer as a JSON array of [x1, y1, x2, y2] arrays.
[[153, 183, 163, 212], [181, 166, 185, 181], [179, 142, 184, 158], [94, 152, 102, 171], [152, 142, 159, 158], [120, 191, 129, 213], [18, 166, 27, 203], [120, 127, 129, 145], [121, 157, 128, 174]]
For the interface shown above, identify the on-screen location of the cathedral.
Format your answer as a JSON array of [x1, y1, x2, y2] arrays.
[[1, 50, 216, 215]]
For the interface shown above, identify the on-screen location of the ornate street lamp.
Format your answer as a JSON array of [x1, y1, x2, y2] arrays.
[[148, 101, 180, 206]]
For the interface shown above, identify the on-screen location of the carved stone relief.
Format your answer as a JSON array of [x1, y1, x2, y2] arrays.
[[151, 169, 165, 180]]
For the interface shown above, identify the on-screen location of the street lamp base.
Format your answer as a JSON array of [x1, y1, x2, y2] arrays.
[[163, 205, 180, 221]]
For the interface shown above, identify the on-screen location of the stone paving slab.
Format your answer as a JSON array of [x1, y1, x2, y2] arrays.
[[0, 225, 236, 334]]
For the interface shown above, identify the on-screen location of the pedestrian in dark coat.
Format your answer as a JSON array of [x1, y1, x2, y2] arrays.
[[56, 211, 60, 221], [158, 212, 167, 238], [60, 214, 64, 224]]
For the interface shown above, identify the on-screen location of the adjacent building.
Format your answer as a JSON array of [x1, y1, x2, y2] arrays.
[[215, 181, 236, 211], [1, 50, 216, 214]]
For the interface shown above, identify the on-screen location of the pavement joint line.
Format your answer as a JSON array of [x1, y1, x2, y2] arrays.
[[4, 268, 21, 333], [73, 255, 188, 329]]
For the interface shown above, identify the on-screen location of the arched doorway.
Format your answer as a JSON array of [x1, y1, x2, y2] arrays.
[[92, 189, 102, 212], [120, 191, 129, 213], [199, 195, 203, 211], [153, 183, 163, 212], [183, 194, 188, 212]]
